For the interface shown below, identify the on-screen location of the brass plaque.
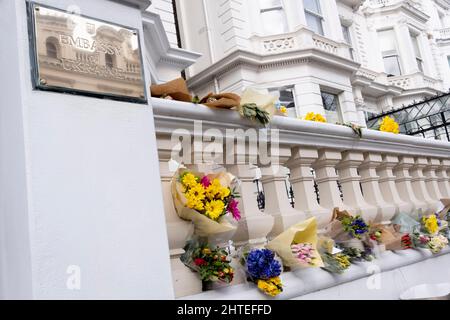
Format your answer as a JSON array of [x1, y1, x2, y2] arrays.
[[28, 3, 147, 103]]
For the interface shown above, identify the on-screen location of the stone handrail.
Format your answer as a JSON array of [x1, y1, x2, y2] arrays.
[[152, 98, 450, 298]]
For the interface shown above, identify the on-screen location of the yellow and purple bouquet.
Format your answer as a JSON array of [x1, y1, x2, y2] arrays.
[[172, 168, 240, 237]]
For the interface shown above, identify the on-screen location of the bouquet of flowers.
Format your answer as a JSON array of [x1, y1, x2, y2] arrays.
[[302, 112, 327, 123], [181, 239, 234, 290], [266, 217, 324, 269], [150, 77, 193, 102], [172, 168, 241, 238], [379, 116, 400, 134], [240, 248, 283, 297], [369, 224, 412, 251], [325, 208, 370, 251], [237, 89, 277, 126], [339, 245, 374, 263], [199, 92, 241, 109], [317, 237, 351, 274], [411, 232, 449, 254], [421, 214, 448, 235]]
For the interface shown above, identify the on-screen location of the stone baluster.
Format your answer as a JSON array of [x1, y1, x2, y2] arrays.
[[377, 155, 413, 215], [312, 150, 347, 215], [259, 145, 308, 239], [394, 156, 428, 216], [157, 135, 201, 298], [359, 153, 397, 223], [287, 147, 331, 228], [437, 159, 450, 198], [411, 157, 439, 213], [225, 157, 274, 247], [336, 151, 378, 222], [424, 159, 444, 202]]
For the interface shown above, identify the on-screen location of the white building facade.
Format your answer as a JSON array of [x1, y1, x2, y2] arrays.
[[156, 0, 450, 126]]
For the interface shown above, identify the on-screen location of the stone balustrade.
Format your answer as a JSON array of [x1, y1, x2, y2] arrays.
[[152, 98, 450, 298]]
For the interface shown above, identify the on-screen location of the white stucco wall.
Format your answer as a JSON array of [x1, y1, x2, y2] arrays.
[[0, 0, 174, 299]]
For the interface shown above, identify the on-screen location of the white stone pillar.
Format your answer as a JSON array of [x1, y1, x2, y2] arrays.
[[0, 0, 174, 299], [260, 146, 307, 239], [437, 159, 450, 198], [336, 151, 378, 222], [157, 136, 201, 298], [294, 81, 325, 118], [339, 90, 360, 125], [359, 153, 397, 223], [424, 159, 444, 202], [411, 157, 440, 213], [287, 147, 331, 228], [377, 155, 413, 215], [312, 150, 348, 214], [394, 157, 428, 216]]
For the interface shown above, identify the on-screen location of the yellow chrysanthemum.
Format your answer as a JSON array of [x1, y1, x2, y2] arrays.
[[379, 116, 400, 134], [257, 277, 282, 297], [181, 173, 199, 188], [205, 200, 225, 221], [303, 112, 327, 123], [206, 179, 223, 200], [423, 215, 439, 235], [280, 106, 287, 114], [185, 193, 205, 211]]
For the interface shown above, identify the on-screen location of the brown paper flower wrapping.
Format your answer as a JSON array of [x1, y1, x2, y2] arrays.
[[200, 93, 241, 109], [266, 217, 324, 268], [324, 208, 366, 251], [371, 224, 406, 251], [150, 78, 192, 102], [171, 168, 237, 238]]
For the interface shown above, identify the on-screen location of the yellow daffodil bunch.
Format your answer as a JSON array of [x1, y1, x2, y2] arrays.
[[302, 112, 327, 123], [180, 171, 241, 222], [379, 116, 400, 134], [422, 215, 439, 235], [279, 105, 287, 115], [257, 277, 283, 297]]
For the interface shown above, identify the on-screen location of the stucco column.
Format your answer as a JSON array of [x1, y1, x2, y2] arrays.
[[394, 156, 428, 216], [377, 155, 413, 215], [411, 157, 440, 213], [437, 159, 450, 198], [312, 150, 348, 214], [259, 145, 307, 239], [287, 147, 331, 228], [360, 153, 397, 223], [294, 81, 325, 118], [336, 151, 378, 222]]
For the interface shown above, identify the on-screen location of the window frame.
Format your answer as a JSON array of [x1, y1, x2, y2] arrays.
[[341, 23, 355, 60], [258, 0, 289, 35], [303, 0, 324, 36], [320, 90, 343, 124], [410, 32, 424, 73], [378, 29, 403, 77]]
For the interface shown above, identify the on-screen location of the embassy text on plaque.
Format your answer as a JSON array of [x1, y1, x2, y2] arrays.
[[28, 3, 147, 103]]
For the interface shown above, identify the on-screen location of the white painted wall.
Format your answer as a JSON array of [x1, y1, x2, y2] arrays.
[[0, 0, 174, 299], [147, 0, 179, 47]]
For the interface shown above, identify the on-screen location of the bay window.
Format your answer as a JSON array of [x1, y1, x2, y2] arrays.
[[378, 29, 402, 77], [303, 0, 324, 36], [259, 0, 288, 35]]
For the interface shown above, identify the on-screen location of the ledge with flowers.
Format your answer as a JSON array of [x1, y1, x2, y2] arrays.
[[151, 78, 450, 300]]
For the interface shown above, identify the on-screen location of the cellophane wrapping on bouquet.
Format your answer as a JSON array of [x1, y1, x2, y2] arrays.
[[180, 237, 234, 291], [171, 168, 241, 239], [237, 89, 277, 126], [410, 213, 450, 254], [266, 217, 324, 269], [392, 212, 420, 234], [239, 247, 284, 297], [438, 199, 450, 222], [324, 208, 370, 251], [317, 237, 351, 274]]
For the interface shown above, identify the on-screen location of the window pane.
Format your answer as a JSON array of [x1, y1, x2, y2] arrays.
[[321, 92, 341, 124], [270, 87, 297, 118], [259, 0, 282, 10], [448, 56, 450, 68], [342, 25, 351, 44], [378, 29, 397, 52], [261, 9, 288, 35], [303, 0, 321, 14], [305, 12, 324, 35], [410, 34, 421, 58], [417, 58, 424, 72], [383, 56, 402, 76]]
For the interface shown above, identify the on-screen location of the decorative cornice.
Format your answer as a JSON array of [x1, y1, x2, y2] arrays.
[[186, 49, 360, 90]]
